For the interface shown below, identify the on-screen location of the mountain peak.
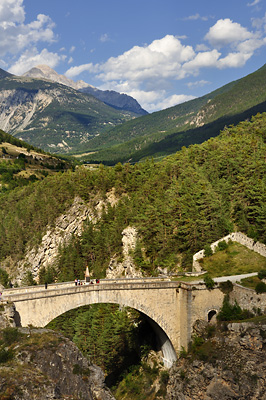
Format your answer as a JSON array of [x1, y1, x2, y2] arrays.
[[23, 65, 91, 90], [0, 68, 13, 79]]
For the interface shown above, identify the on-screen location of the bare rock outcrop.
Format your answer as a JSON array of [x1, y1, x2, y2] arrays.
[[167, 321, 266, 399], [0, 327, 115, 400], [13, 197, 95, 284], [106, 226, 143, 279], [9, 190, 122, 284]]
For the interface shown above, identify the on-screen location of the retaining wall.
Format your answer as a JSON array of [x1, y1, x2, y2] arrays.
[[193, 232, 266, 271]]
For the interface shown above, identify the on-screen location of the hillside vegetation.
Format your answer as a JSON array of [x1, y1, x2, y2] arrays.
[[79, 64, 266, 164], [0, 71, 139, 154], [0, 112, 266, 281], [0, 129, 72, 192]]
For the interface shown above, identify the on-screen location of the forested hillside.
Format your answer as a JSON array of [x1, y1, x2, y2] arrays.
[[0, 129, 72, 192], [1, 113, 266, 281], [79, 64, 266, 164]]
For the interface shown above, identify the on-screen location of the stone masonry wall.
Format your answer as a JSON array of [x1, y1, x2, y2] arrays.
[[193, 232, 266, 271], [230, 284, 266, 314]]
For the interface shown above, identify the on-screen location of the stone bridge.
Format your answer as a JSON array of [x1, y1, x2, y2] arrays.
[[3, 277, 225, 367]]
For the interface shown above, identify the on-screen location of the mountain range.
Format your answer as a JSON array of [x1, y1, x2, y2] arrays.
[[0, 67, 146, 154], [1, 64, 266, 161], [82, 64, 266, 164], [23, 65, 148, 116]]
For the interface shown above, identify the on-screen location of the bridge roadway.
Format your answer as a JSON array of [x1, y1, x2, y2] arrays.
[[2, 277, 225, 368]]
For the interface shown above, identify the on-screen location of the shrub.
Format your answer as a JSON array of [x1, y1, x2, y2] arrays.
[[0, 347, 13, 363], [0, 268, 9, 288], [217, 295, 253, 321], [3, 327, 20, 345], [160, 370, 169, 385], [204, 244, 213, 257], [219, 280, 233, 294], [217, 240, 228, 251], [255, 281, 266, 294], [204, 275, 215, 290], [258, 269, 266, 280]]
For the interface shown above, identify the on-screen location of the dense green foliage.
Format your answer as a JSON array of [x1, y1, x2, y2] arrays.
[[47, 304, 155, 386], [1, 113, 266, 279], [217, 295, 253, 321], [255, 281, 266, 294], [79, 65, 266, 164]]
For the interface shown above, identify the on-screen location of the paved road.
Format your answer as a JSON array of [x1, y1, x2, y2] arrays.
[[192, 272, 258, 284]]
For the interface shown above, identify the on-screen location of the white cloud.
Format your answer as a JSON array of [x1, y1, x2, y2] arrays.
[[151, 94, 196, 111], [247, 0, 260, 6], [217, 52, 253, 68], [184, 13, 208, 21], [64, 26, 266, 112], [252, 13, 266, 30], [182, 49, 221, 75], [95, 35, 195, 83], [65, 63, 96, 78], [100, 33, 111, 43], [205, 19, 253, 48], [0, 0, 56, 60], [196, 44, 210, 52], [0, 0, 25, 25], [8, 48, 65, 75], [187, 80, 210, 89]]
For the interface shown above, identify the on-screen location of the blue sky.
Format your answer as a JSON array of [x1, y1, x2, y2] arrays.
[[1, 0, 266, 112]]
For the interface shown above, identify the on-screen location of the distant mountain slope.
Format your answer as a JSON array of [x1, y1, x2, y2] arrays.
[[80, 86, 148, 115], [1, 112, 266, 281], [0, 129, 72, 191], [24, 65, 147, 116], [79, 64, 266, 164], [0, 68, 139, 153]]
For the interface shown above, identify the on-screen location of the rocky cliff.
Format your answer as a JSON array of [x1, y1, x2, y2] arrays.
[[0, 70, 135, 153], [7, 193, 142, 284], [167, 319, 266, 399], [0, 326, 115, 400], [23, 65, 148, 116]]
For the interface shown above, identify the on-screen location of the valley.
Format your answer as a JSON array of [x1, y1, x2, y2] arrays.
[[0, 63, 266, 399]]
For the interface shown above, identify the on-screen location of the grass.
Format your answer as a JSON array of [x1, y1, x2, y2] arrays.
[[239, 276, 261, 289], [200, 242, 266, 278]]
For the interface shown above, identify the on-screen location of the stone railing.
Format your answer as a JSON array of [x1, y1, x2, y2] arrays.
[[193, 232, 266, 271]]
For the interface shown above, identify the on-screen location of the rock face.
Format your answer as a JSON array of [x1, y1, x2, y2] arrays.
[[0, 302, 16, 328], [167, 320, 266, 399], [106, 226, 143, 279], [0, 69, 134, 153], [23, 64, 148, 116], [14, 196, 95, 284], [23, 64, 90, 91], [80, 86, 148, 115], [9, 190, 129, 284], [0, 327, 115, 400]]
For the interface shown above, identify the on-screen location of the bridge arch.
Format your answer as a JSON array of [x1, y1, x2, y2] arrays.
[[4, 282, 181, 367]]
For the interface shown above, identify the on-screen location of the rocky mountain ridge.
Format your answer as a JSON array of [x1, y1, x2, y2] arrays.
[[23, 64, 91, 91], [23, 64, 148, 116], [0, 69, 136, 153]]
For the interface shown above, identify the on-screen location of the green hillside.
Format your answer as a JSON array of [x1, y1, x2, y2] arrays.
[[0, 129, 72, 191], [78, 65, 266, 164], [1, 112, 266, 280], [0, 72, 139, 154]]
